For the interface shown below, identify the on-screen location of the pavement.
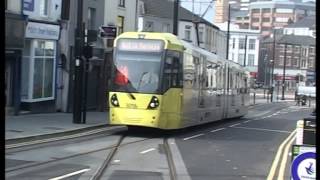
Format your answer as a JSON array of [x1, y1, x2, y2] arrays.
[[5, 94, 314, 143]]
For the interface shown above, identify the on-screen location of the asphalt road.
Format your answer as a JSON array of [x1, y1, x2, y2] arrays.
[[5, 102, 314, 180], [174, 102, 313, 180]]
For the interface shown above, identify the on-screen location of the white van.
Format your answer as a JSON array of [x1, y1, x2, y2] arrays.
[[297, 86, 316, 97]]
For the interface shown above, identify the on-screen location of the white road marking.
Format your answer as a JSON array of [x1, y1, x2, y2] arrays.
[[241, 176, 247, 178], [113, 160, 120, 163], [266, 115, 272, 118], [140, 148, 156, 154], [229, 123, 241, 127], [183, 133, 205, 140], [233, 167, 238, 170], [226, 160, 231, 162], [210, 128, 225, 133], [243, 120, 251, 123], [48, 169, 90, 180], [232, 126, 291, 134]]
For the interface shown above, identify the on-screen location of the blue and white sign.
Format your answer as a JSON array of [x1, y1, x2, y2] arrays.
[[23, 0, 34, 11], [25, 22, 60, 40], [291, 152, 316, 180]]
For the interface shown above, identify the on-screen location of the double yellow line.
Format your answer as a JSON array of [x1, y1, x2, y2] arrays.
[[267, 129, 296, 180]]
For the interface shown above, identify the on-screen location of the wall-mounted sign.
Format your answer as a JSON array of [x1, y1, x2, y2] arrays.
[[23, 0, 34, 11], [100, 26, 117, 38], [25, 22, 60, 40]]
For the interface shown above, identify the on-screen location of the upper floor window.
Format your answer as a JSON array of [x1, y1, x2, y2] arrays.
[[162, 23, 170, 32], [184, 25, 192, 41], [251, 9, 260, 13], [198, 27, 204, 43], [262, 8, 271, 13], [40, 0, 49, 16], [117, 16, 124, 35], [87, 8, 96, 30], [232, 38, 235, 48], [248, 39, 255, 50], [145, 21, 154, 32], [239, 38, 245, 49], [119, 0, 125, 7], [262, 17, 270, 22], [248, 54, 255, 66], [309, 47, 314, 54]]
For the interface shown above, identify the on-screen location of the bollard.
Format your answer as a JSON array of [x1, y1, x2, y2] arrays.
[[253, 91, 256, 105], [296, 120, 304, 145]]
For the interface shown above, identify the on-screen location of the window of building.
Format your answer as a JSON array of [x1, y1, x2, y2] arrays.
[[184, 25, 192, 41], [301, 59, 307, 68], [119, 0, 125, 7], [309, 47, 314, 54], [198, 27, 204, 43], [21, 39, 56, 102], [40, 0, 49, 16], [238, 54, 244, 65], [261, 26, 271, 31], [117, 16, 124, 35], [262, 8, 271, 13], [251, 26, 259, 30], [231, 53, 234, 61], [308, 58, 314, 68], [252, 17, 259, 22], [162, 23, 170, 32], [248, 39, 255, 50], [262, 17, 270, 22], [292, 57, 299, 67], [87, 8, 96, 30], [232, 38, 235, 48], [248, 54, 255, 66], [294, 46, 300, 53], [251, 9, 260, 13], [239, 38, 245, 49], [279, 56, 284, 66]]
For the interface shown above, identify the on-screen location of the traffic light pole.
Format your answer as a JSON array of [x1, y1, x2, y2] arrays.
[[270, 29, 276, 102], [73, 0, 84, 124], [281, 43, 287, 100], [173, 0, 179, 35]]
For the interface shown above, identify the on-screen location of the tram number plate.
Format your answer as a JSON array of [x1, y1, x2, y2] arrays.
[[126, 103, 137, 109]]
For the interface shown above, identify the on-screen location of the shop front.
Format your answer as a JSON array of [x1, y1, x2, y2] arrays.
[[20, 21, 60, 113]]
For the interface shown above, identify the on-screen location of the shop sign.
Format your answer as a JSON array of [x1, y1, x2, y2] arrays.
[[25, 22, 60, 40], [275, 75, 296, 81]]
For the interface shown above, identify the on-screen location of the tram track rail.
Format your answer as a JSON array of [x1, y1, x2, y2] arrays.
[[6, 126, 127, 150], [6, 134, 152, 173]]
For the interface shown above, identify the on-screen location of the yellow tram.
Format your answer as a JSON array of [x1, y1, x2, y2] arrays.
[[109, 32, 250, 129]]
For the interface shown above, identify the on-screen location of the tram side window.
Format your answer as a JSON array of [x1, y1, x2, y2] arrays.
[[162, 51, 183, 92]]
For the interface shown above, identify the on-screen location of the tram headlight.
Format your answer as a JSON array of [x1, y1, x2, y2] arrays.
[[147, 96, 160, 109], [111, 94, 120, 107]]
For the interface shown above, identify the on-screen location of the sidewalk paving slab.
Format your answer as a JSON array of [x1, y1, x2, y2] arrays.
[[5, 111, 111, 142]]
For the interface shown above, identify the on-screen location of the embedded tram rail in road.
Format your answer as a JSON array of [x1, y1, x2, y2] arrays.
[[91, 136, 178, 180]]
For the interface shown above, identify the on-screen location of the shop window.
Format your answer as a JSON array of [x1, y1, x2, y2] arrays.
[[21, 39, 56, 102]]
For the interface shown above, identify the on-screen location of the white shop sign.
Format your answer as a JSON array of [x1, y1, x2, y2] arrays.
[[25, 22, 60, 40]]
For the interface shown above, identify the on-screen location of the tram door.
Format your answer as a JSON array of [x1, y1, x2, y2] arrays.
[[198, 55, 205, 108], [222, 65, 230, 119]]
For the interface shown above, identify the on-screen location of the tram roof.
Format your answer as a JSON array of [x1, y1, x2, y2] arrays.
[[114, 32, 184, 52]]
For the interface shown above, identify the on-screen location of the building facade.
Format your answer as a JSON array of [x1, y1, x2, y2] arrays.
[[246, 0, 315, 36], [138, 0, 227, 58], [258, 34, 315, 91], [58, 0, 138, 113], [17, 0, 62, 114]]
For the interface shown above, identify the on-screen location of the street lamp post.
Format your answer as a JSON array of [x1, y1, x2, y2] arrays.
[[281, 43, 287, 100], [270, 29, 276, 102]]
